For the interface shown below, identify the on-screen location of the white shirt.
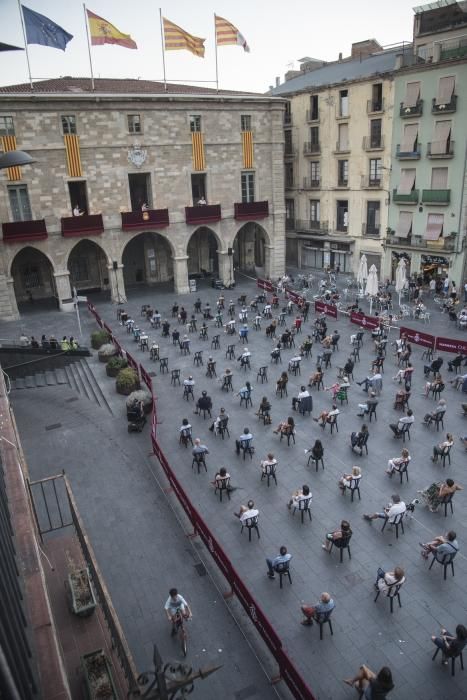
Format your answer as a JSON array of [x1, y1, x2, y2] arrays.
[[240, 508, 259, 523], [386, 501, 406, 523], [165, 594, 188, 613]]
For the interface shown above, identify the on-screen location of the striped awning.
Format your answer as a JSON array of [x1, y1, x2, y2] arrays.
[[404, 82, 420, 108], [397, 169, 416, 195], [396, 211, 413, 238], [400, 124, 418, 153], [430, 121, 451, 155], [425, 213, 444, 240], [436, 76, 455, 106]]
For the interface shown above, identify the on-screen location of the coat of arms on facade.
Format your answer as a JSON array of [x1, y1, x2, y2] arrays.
[[127, 144, 147, 168]]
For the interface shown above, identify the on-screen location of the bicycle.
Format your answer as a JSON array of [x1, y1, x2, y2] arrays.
[[172, 609, 189, 656]]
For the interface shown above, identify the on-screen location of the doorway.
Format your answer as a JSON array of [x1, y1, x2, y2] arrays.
[[191, 174, 206, 205], [128, 173, 152, 211], [68, 181, 88, 216]]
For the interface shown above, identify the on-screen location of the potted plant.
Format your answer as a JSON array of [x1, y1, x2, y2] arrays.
[[66, 552, 97, 618], [126, 389, 153, 415], [91, 330, 110, 350], [116, 368, 140, 395], [98, 343, 118, 363], [106, 356, 128, 378], [81, 649, 117, 699]]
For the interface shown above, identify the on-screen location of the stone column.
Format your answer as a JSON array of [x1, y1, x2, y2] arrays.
[[264, 245, 274, 280], [107, 263, 127, 303], [4, 277, 20, 320], [173, 256, 189, 294], [217, 250, 234, 288], [54, 270, 72, 309]]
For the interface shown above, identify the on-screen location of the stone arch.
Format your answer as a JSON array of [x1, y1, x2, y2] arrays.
[[186, 227, 221, 277], [232, 222, 270, 274], [121, 231, 175, 289], [10, 246, 57, 307], [67, 239, 111, 293]]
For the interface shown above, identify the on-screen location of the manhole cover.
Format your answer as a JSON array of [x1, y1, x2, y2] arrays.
[[45, 423, 62, 431]]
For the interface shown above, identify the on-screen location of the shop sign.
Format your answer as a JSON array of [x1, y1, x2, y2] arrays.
[[421, 255, 448, 266]]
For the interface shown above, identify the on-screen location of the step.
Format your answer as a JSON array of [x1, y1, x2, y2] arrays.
[[34, 372, 46, 388], [25, 375, 36, 389], [78, 359, 113, 415], [76, 360, 101, 407], [45, 371, 57, 386], [55, 368, 68, 385], [64, 364, 80, 394]]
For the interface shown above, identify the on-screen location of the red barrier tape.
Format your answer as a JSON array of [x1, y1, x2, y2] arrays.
[[350, 311, 379, 330], [140, 364, 153, 395], [315, 301, 338, 319], [399, 326, 435, 349], [257, 278, 274, 292], [435, 336, 467, 354], [126, 352, 139, 375]]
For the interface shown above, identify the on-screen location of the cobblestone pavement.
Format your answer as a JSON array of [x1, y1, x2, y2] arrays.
[[3, 271, 467, 699]]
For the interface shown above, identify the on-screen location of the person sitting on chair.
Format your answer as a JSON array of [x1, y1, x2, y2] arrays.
[[313, 404, 340, 427], [431, 433, 454, 462], [449, 371, 467, 390], [308, 366, 323, 388], [393, 386, 410, 410], [431, 624, 467, 664], [292, 385, 310, 411], [305, 439, 324, 462], [338, 357, 354, 379], [339, 465, 361, 490], [300, 592, 335, 626], [422, 399, 446, 426], [270, 344, 281, 361], [274, 416, 295, 436], [424, 356, 443, 377], [179, 418, 192, 436], [260, 452, 277, 475], [287, 483, 311, 509], [420, 529, 459, 559], [363, 494, 406, 523], [256, 396, 272, 423], [419, 479, 462, 512], [300, 336, 313, 356], [211, 466, 232, 490], [194, 390, 212, 415], [209, 407, 228, 433], [322, 520, 352, 552], [386, 448, 410, 476], [276, 371, 288, 393], [356, 369, 382, 393], [374, 565, 405, 593], [237, 347, 251, 367], [234, 499, 258, 521], [344, 665, 394, 698], [350, 424, 369, 451], [235, 427, 253, 455], [191, 438, 209, 459], [357, 391, 378, 417], [266, 545, 292, 579], [424, 372, 444, 397], [389, 409, 414, 437], [447, 354, 464, 372], [237, 381, 252, 401]]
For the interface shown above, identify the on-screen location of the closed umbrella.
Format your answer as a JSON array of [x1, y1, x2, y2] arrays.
[[395, 258, 407, 307], [365, 264, 379, 315], [357, 255, 368, 294]]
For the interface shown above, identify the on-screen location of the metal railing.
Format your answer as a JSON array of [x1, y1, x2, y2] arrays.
[[427, 140, 455, 158], [362, 223, 381, 237], [362, 135, 385, 150], [432, 95, 457, 113], [303, 142, 321, 155], [396, 143, 422, 159], [296, 219, 329, 233], [303, 177, 320, 189], [367, 98, 385, 113], [400, 100, 423, 117]]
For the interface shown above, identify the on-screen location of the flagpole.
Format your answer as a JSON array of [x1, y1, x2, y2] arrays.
[[159, 9, 167, 92], [17, 0, 33, 89], [83, 3, 95, 91], [214, 13, 219, 93]]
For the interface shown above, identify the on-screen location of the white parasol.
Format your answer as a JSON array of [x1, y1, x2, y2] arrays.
[[365, 264, 379, 315], [395, 258, 407, 307], [357, 254, 368, 294]]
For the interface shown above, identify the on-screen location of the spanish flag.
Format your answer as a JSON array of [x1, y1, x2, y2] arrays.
[[215, 15, 250, 52], [163, 17, 205, 57], [86, 9, 137, 49]]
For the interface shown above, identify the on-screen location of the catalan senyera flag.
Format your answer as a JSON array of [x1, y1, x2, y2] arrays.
[[163, 17, 205, 57], [215, 15, 250, 52], [86, 9, 137, 49]]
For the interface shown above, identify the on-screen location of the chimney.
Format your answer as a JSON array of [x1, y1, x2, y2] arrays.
[[338, 52, 343, 62], [275, 76, 280, 87]]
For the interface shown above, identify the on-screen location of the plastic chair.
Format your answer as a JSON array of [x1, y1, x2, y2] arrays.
[[293, 496, 312, 524], [368, 404, 377, 422], [381, 512, 405, 538], [193, 351, 203, 367], [239, 390, 252, 408], [432, 647, 464, 677], [191, 452, 207, 474], [394, 460, 409, 484], [211, 335, 220, 350], [179, 427, 193, 447], [329, 533, 352, 562], [214, 476, 231, 502], [374, 581, 403, 613], [206, 361, 217, 378], [280, 427, 296, 445], [226, 344, 236, 360], [315, 610, 334, 640], [274, 560, 292, 589], [221, 375, 233, 392], [183, 385, 194, 401], [342, 477, 361, 502], [441, 445, 452, 468], [216, 417, 230, 439], [171, 369, 181, 385], [439, 492, 454, 516], [307, 453, 324, 472], [429, 550, 456, 579], [239, 438, 254, 460], [257, 366, 268, 383], [241, 515, 260, 541], [261, 462, 278, 487], [159, 357, 169, 373]]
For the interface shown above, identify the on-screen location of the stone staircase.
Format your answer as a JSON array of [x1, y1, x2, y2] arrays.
[[9, 359, 113, 414]]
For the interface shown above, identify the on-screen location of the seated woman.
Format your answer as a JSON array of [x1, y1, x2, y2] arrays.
[[431, 433, 454, 462], [344, 665, 394, 698], [431, 625, 467, 663], [287, 483, 311, 509], [212, 466, 232, 489], [305, 439, 324, 462], [274, 416, 295, 435], [419, 478, 463, 512], [393, 387, 410, 410], [339, 465, 361, 490], [424, 372, 443, 397], [386, 448, 410, 475], [398, 344, 412, 365], [260, 452, 277, 474], [324, 380, 341, 400], [422, 398, 446, 426], [420, 530, 458, 559], [299, 336, 313, 356], [375, 566, 405, 593], [237, 381, 252, 400], [276, 371, 288, 393], [350, 424, 369, 450], [308, 367, 323, 388], [314, 404, 340, 427], [322, 519, 352, 551], [256, 396, 272, 424]]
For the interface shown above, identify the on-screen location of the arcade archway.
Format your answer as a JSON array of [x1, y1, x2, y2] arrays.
[[186, 227, 219, 277], [233, 223, 268, 274], [122, 232, 174, 288], [10, 246, 56, 307], [67, 239, 109, 293]]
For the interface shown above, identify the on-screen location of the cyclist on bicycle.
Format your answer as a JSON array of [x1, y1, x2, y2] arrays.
[[165, 588, 192, 634]]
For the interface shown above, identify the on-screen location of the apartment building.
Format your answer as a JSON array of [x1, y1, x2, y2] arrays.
[[386, 0, 467, 283], [0, 78, 285, 320], [270, 40, 402, 276]]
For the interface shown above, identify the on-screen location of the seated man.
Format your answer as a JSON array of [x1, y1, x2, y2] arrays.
[[299, 336, 313, 357], [292, 386, 311, 411], [389, 409, 414, 437], [234, 498, 258, 521], [356, 370, 382, 394], [338, 357, 354, 379], [237, 347, 251, 367], [287, 484, 312, 509], [210, 407, 228, 433], [357, 390, 378, 417], [239, 324, 249, 341], [363, 493, 406, 524], [288, 355, 301, 373], [424, 356, 443, 377], [235, 427, 254, 455], [191, 438, 209, 459], [313, 403, 340, 427], [393, 363, 414, 386], [447, 354, 465, 372], [420, 530, 458, 560], [194, 390, 212, 415], [224, 319, 236, 335], [179, 335, 191, 352], [350, 424, 369, 451], [393, 387, 410, 410], [422, 399, 446, 426], [300, 591, 335, 626], [266, 545, 292, 579], [260, 452, 277, 475], [450, 371, 467, 390]]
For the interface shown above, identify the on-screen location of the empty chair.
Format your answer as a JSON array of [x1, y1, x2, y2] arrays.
[[193, 350, 203, 367], [159, 357, 169, 373], [211, 335, 220, 349], [257, 366, 268, 383], [171, 369, 181, 386], [226, 344, 236, 360], [206, 360, 217, 378]]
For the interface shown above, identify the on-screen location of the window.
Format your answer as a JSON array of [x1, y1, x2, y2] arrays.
[[0, 116, 15, 136], [310, 126, 319, 145], [241, 171, 255, 203], [284, 130, 293, 155], [310, 161, 320, 185], [336, 200, 348, 231], [21, 265, 42, 289], [128, 173, 152, 211], [338, 160, 348, 186], [369, 158, 382, 185], [8, 185, 32, 222], [241, 115, 251, 131], [191, 173, 206, 204], [68, 181, 88, 215], [128, 114, 142, 134], [338, 123, 349, 151], [285, 162, 294, 188], [397, 168, 416, 195], [400, 123, 419, 153], [396, 211, 413, 238], [425, 213, 444, 240], [431, 121, 451, 155], [69, 257, 90, 283], [285, 198, 295, 227], [339, 89, 349, 117], [310, 199, 320, 224], [310, 95, 319, 120], [189, 115, 202, 132], [370, 119, 382, 148], [436, 76, 455, 106], [61, 115, 76, 135], [403, 82, 420, 108], [366, 201, 380, 235], [284, 102, 292, 125], [431, 167, 448, 190], [371, 83, 383, 112]]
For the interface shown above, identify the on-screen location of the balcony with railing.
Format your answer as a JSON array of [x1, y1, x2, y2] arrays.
[[432, 94, 457, 114], [362, 223, 381, 237], [361, 176, 382, 189], [421, 189, 451, 205], [284, 145, 297, 158], [306, 110, 320, 123], [284, 112, 293, 126], [295, 219, 329, 234], [438, 35, 467, 61], [285, 179, 295, 190], [427, 141, 455, 159], [303, 177, 320, 189], [336, 178, 349, 189], [121, 208, 169, 231], [2, 219, 48, 243], [185, 204, 221, 225], [396, 143, 421, 159], [392, 188, 419, 204], [234, 201, 269, 220], [367, 98, 385, 114], [362, 135, 384, 151], [386, 234, 456, 251], [400, 100, 423, 118], [334, 141, 350, 154], [286, 218, 296, 231], [61, 214, 104, 237], [303, 141, 321, 156]]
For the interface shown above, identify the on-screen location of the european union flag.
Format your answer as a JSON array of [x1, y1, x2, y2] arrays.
[[22, 5, 73, 51]]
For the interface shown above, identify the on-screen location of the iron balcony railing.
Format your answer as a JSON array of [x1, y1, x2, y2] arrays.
[[400, 100, 423, 118]]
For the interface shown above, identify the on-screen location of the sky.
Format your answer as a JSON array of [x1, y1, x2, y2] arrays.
[[0, 0, 421, 93]]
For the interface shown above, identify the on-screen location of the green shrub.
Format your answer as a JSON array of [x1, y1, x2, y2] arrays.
[[98, 343, 118, 362], [91, 330, 110, 350], [116, 368, 140, 395], [106, 356, 128, 377]]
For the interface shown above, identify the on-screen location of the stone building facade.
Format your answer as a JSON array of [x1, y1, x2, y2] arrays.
[[0, 78, 286, 320]]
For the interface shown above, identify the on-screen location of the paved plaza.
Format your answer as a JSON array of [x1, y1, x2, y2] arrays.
[[3, 271, 467, 699]]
